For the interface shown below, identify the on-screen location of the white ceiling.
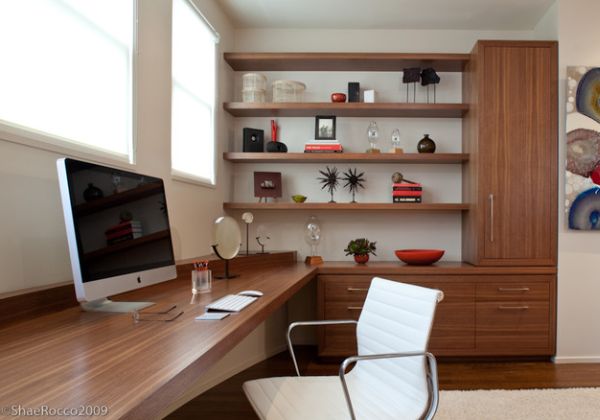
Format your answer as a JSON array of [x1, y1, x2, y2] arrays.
[[217, 0, 555, 30]]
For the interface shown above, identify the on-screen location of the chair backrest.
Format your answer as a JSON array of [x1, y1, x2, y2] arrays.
[[351, 277, 443, 414]]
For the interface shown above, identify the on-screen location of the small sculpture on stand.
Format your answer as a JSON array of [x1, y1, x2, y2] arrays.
[[241, 212, 254, 255], [402, 68, 421, 102], [391, 128, 403, 154], [256, 235, 270, 254], [421, 68, 441, 103], [366, 121, 380, 153], [304, 215, 323, 265], [318, 166, 340, 203], [392, 171, 418, 184], [342, 168, 366, 203], [266, 119, 288, 152]]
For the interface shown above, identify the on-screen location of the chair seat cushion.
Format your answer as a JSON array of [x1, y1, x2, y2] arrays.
[[243, 375, 426, 420]]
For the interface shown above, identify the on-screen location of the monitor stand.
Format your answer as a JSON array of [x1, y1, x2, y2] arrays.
[[81, 298, 154, 313]]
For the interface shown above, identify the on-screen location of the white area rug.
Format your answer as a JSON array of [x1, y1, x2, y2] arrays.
[[436, 388, 600, 420]]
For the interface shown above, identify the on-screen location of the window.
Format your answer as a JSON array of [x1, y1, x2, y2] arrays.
[[171, 0, 218, 185], [0, 0, 135, 161]]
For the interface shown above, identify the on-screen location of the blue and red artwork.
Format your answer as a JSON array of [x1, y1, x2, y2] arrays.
[[566, 67, 600, 230]]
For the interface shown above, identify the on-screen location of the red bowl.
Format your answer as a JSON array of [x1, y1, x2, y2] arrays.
[[331, 93, 347, 103], [394, 249, 445, 265]]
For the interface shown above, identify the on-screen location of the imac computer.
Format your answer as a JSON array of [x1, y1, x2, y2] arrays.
[[57, 158, 176, 312]]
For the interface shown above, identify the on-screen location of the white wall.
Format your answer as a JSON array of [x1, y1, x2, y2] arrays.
[[229, 28, 534, 262], [0, 0, 234, 294], [550, 0, 600, 362]]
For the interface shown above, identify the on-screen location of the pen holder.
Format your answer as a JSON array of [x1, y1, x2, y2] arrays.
[[192, 269, 212, 294]]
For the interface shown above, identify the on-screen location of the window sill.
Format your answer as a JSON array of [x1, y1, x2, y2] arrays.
[[171, 171, 216, 189]]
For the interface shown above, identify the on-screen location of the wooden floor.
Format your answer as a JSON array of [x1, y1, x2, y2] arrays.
[[167, 347, 600, 419]]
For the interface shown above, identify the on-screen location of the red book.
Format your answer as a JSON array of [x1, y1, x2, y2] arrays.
[[304, 145, 343, 151], [105, 227, 143, 240], [392, 182, 421, 187], [105, 220, 142, 234], [392, 191, 423, 197]]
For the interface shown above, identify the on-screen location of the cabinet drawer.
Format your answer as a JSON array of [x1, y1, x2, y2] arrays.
[[476, 302, 550, 350], [321, 276, 371, 303], [477, 278, 550, 301]]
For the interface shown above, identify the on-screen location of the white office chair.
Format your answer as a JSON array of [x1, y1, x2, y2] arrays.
[[243, 277, 444, 420]]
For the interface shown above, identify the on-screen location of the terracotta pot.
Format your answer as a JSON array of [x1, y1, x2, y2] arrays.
[[354, 254, 369, 264], [331, 93, 347, 103]]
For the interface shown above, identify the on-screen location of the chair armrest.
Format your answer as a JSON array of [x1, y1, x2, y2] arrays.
[[287, 320, 357, 377], [338, 351, 439, 420]]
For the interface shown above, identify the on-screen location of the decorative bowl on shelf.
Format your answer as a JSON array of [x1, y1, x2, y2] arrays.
[[292, 195, 307, 203], [394, 249, 444, 265], [331, 93, 347, 103]]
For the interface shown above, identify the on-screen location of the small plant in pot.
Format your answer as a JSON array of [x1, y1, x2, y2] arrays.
[[344, 238, 377, 264]]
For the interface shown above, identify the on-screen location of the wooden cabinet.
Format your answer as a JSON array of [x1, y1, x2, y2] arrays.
[[317, 272, 555, 358], [462, 41, 558, 266]]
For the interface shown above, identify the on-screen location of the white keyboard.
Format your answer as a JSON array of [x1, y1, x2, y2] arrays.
[[205, 294, 258, 312]]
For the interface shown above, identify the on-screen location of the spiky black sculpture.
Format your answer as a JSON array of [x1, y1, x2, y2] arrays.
[[318, 166, 340, 203], [342, 168, 366, 203]]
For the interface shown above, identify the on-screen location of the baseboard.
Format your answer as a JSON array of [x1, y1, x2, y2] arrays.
[[553, 355, 600, 364]]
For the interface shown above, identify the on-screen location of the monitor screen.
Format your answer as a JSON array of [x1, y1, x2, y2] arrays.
[[59, 158, 175, 285]]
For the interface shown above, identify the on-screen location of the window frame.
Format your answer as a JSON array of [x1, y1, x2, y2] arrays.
[[170, 0, 219, 188], [0, 0, 138, 168]]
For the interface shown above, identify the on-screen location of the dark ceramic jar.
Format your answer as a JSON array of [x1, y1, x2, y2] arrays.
[[417, 134, 436, 153]]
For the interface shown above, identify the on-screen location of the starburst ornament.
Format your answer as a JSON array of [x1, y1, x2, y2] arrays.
[[317, 166, 340, 203], [342, 168, 366, 203]]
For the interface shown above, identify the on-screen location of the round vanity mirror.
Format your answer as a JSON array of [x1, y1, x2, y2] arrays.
[[212, 216, 242, 278]]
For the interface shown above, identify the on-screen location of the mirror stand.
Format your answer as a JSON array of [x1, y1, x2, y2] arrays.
[[212, 245, 239, 279]]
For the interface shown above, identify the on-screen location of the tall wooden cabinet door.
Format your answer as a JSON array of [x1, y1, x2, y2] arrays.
[[479, 42, 557, 266]]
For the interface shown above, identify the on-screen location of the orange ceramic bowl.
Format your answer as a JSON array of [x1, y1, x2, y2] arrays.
[[394, 249, 444, 265], [331, 93, 347, 103]]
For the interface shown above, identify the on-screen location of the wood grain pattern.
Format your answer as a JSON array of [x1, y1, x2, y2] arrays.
[[0, 257, 316, 420], [223, 152, 469, 164], [462, 41, 558, 266], [223, 202, 469, 211], [223, 102, 468, 118], [224, 52, 469, 72]]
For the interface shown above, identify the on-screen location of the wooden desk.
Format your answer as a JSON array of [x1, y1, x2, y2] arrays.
[[0, 257, 316, 420]]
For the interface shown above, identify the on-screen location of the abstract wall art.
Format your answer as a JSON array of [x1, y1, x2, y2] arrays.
[[566, 66, 600, 230]]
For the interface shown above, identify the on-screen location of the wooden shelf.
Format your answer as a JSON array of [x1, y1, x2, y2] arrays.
[[223, 152, 468, 164], [224, 52, 470, 72], [223, 102, 468, 118], [74, 183, 163, 217], [83, 230, 171, 261], [223, 203, 469, 212]]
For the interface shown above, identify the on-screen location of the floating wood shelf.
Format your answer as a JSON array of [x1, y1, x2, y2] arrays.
[[224, 52, 470, 72], [223, 152, 468, 164], [223, 203, 469, 212], [74, 183, 163, 217], [223, 102, 468, 118]]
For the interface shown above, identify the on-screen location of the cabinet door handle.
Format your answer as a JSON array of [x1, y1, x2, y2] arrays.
[[489, 193, 494, 243], [347, 306, 363, 311], [498, 305, 529, 310], [498, 287, 530, 292], [347, 287, 369, 292]]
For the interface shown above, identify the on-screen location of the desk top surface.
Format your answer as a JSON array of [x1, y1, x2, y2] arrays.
[[0, 261, 316, 420]]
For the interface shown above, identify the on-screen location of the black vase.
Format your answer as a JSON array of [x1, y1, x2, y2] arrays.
[[266, 141, 288, 153], [83, 183, 104, 202], [417, 134, 436, 153]]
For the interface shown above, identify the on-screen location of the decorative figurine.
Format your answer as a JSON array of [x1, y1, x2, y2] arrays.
[[402, 68, 421, 102], [342, 168, 366, 203], [255, 235, 270, 254], [318, 166, 340, 203], [266, 120, 288, 152], [241, 212, 254, 255], [421, 68, 441, 103], [417, 134, 437, 153], [304, 215, 323, 265], [366, 121, 380, 153], [392, 171, 418, 184]]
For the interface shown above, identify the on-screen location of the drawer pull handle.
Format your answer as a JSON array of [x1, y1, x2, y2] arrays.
[[347, 287, 369, 292], [347, 306, 363, 311], [498, 287, 530, 292], [498, 305, 529, 310]]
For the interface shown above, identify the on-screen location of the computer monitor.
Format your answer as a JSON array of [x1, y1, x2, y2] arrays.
[[57, 158, 176, 312]]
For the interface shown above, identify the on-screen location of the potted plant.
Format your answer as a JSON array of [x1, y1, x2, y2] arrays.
[[344, 238, 377, 264]]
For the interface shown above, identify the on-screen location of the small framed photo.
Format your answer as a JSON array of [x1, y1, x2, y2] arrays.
[[254, 171, 282, 202], [315, 115, 336, 140]]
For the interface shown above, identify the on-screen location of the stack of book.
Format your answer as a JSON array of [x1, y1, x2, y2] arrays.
[[392, 182, 422, 203], [105, 220, 143, 245], [304, 140, 343, 153]]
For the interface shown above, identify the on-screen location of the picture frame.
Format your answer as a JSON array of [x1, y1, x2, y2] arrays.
[[254, 171, 282, 202], [315, 115, 336, 140]]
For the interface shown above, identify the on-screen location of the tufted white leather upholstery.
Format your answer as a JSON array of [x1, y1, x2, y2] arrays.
[[243, 277, 443, 420]]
